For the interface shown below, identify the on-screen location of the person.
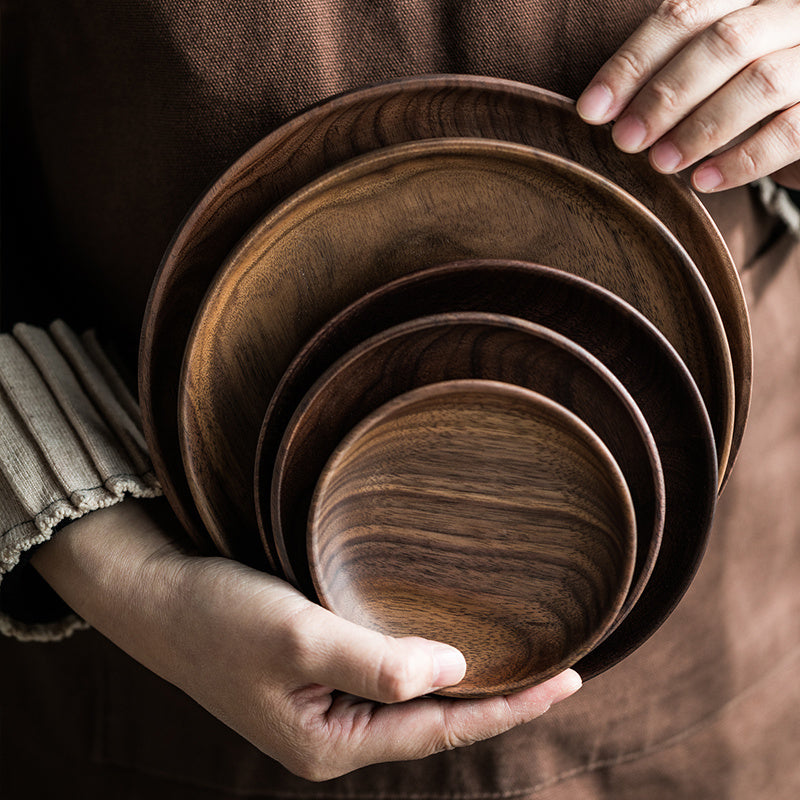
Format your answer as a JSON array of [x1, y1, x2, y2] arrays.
[[1, 0, 799, 796]]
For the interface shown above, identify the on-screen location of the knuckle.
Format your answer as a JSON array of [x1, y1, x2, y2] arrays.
[[734, 143, 760, 179], [687, 113, 722, 150], [645, 77, 682, 113], [442, 728, 480, 751], [747, 58, 791, 104], [654, 0, 705, 31], [773, 108, 800, 152], [708, 15, 756, 61], [732, 108, 800, 181], [437, 700, 505, 752], [612, 47, 650, 83], [439, 707, 490, 751], [275, 612, 319, 673], [374, 647, 421, 702]]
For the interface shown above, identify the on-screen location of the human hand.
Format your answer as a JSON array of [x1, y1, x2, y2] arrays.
[[576, 0, 800, 191], [32, 499, 581, 781]]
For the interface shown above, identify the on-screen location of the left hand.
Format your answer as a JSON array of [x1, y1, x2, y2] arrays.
[[31, 500, 581, 781], [576, 0, 800, 191]]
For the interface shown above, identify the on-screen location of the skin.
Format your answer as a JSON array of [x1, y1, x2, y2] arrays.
[[32, 499, 582, 781], [30, 0, 800, 782], [576, 0, 800, 191]]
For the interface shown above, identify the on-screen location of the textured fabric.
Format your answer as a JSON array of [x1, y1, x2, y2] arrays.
[[2, 0, 651, 357], [0, 0, 799, 798], [756, 178, 800, 238], [0, 321, 161, 640], [5, 194, 796, 800]]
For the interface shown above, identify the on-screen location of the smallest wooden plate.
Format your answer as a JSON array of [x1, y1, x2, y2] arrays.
[[308, 380, 636, 697]]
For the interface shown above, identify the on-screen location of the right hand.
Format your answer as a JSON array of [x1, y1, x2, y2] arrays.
[[576, 0, 800, 191], [32, 499, 581, 781]]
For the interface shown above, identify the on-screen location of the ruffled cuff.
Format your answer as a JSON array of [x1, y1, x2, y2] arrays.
[[0, 320, 161, 641]]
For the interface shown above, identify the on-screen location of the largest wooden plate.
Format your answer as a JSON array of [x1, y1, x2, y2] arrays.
[[179, 137, 731, 563], [139, 75, 750, 551]]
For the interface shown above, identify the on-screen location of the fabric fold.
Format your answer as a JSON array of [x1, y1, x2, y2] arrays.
[[755, 177, 800, 238], [0, 320, 161, 641]]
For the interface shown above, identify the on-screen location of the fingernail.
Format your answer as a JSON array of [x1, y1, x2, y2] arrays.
[[693, 165, 724, 193], [430, 643, 467, 689], [612, 115, 647, 152], [651, 141, 682, 173], [577, 83, 613, 123], [550, 669, 583, 705]]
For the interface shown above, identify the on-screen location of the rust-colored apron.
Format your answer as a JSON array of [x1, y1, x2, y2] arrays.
[[1, 1, 798, 797]]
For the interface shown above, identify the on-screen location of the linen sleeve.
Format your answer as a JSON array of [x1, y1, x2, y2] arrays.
[[0, 320, 161, 642]]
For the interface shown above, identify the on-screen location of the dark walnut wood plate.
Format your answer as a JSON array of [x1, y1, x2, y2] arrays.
[[263, 311, 665, 640], [256, 259, 718, 681], [179, 138, 731, 564], [308, 379, 637, 697], [139, 75, 750, 553]]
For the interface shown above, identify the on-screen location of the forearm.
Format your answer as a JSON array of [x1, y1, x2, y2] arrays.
[[30, 500, 187, 668], [0, 321, 160, 640]]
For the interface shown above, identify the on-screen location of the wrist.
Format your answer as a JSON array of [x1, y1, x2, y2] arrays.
[[31, 499, 186, 636]]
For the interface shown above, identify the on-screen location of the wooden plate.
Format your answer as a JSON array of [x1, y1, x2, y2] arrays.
[[308, 379, 637, 697], [139, 75, 750, 551], [264, 311, 665, 640], [256, 259, 718, 680], [180, 138, 730, 565]]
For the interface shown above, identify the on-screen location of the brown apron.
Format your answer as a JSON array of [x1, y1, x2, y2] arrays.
[[2, 1, 799, 797]]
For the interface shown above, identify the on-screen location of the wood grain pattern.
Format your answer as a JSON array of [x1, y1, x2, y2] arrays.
[[263, 311, 665, 642], [309, 380, 637, 697], [257, 259, 718, 681], [180, 138, 731, 565], [139, 75, 750, 553]]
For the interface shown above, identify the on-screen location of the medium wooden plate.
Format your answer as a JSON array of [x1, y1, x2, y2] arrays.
[[308, 379, 637, 697], [180, 138, 730, 564], [263, 311, 665, 640], [256, 259, 718, 680], [139, 75, 750, 552]]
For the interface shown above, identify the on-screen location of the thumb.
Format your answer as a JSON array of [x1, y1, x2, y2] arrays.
[[293, 606, 466, 702]]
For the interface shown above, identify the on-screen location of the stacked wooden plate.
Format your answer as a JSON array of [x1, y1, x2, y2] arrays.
[[139, 75, 751, 697]]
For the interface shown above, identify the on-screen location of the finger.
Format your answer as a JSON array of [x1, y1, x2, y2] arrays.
[[771, 161, 800, 189], [577, 0, 751, 124], [287, 604, 467, 702], [650, 44, 800, 173], [324, 669, 583, 779], [612, 5, 800, 153], [691, 101, 800, 191]]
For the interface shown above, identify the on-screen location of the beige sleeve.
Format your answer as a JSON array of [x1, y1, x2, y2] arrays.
[[0, 320, 161, 642]]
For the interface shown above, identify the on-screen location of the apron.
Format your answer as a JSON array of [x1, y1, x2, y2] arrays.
[[2, 2, 798, 797]]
